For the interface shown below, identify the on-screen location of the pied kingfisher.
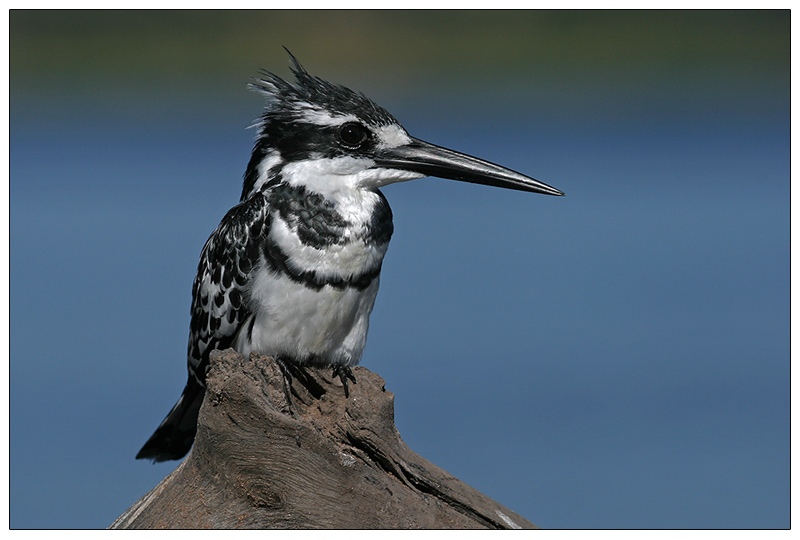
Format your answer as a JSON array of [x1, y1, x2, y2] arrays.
[[137, 52, 563, 462]]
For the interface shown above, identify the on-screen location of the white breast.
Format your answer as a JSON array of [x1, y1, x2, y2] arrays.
[[236, 265, 381, 367], [236, 185, 389, 367]]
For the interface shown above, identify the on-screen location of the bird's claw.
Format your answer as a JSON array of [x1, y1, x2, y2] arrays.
[[332, 365, 356, 397], [275, 356, 294, 387]]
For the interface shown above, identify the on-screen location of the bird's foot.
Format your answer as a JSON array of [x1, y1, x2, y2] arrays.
[[332, 365, 356, 398], [275, 356, 294, 386], [274, 356, 300, 406]]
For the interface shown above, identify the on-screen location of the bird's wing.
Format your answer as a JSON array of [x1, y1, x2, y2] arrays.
[[187, 196, 269, 385]]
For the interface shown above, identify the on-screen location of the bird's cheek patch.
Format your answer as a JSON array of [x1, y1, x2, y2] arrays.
[[375, 124, 413, 149]]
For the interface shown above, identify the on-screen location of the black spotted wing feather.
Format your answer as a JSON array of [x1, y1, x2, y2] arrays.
[[187, 196, 269, 385]]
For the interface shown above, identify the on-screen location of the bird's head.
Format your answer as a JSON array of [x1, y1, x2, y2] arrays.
[[241, 51, 564, 202]]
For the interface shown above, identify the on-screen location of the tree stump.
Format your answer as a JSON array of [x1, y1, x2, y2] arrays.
[[111, 349, 537, 529]]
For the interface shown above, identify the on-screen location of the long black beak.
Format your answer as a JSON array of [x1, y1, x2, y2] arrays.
[[375, 137, 564, 196]]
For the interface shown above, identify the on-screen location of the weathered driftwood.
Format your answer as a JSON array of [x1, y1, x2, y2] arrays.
[[111, 349, 536, 529]]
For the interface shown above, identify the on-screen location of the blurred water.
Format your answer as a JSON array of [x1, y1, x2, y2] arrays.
[[10, 82, 788, 529]]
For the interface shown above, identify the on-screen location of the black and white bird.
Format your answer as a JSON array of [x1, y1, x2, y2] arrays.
[[136, 53, 563, 462]]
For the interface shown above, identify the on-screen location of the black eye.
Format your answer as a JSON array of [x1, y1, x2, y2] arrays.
[[338, 122, 369, 148]]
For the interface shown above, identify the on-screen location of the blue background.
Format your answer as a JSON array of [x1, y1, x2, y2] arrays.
[[10, 11, 789, 529]]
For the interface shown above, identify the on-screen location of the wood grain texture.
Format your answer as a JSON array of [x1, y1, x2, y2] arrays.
[[112, 349, 537, 529]]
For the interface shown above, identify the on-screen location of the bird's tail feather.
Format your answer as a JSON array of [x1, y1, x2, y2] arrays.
[[136, 379, 205, 462]]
